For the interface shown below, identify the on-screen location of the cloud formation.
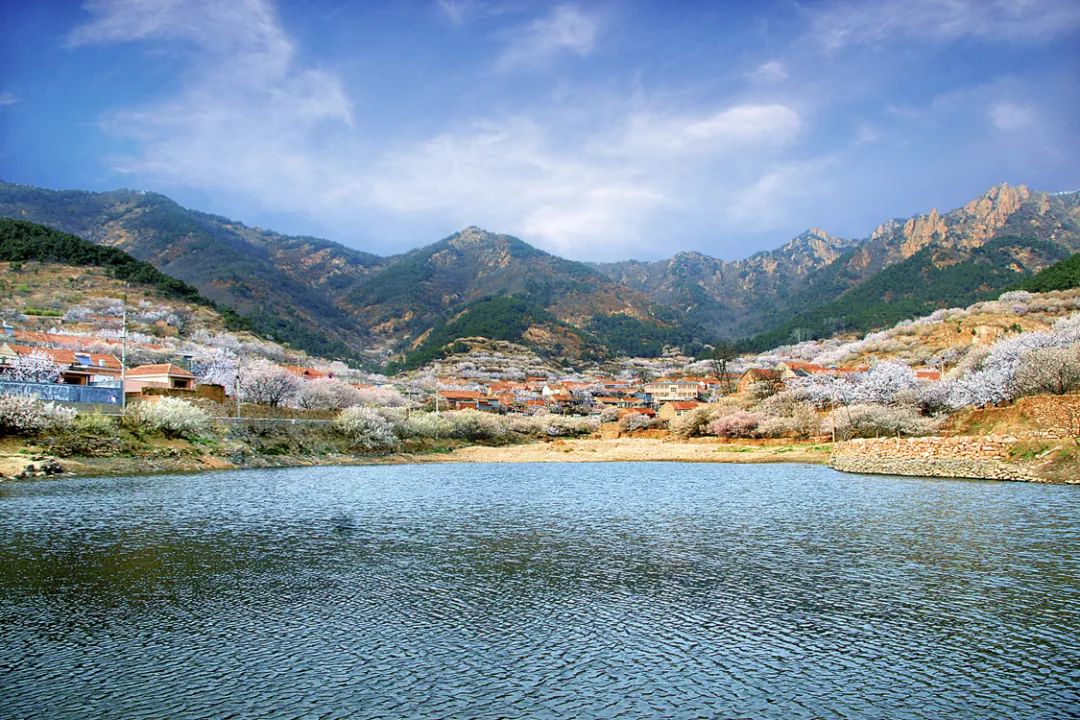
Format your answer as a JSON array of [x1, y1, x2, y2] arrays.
[[495, 4, 599, 71], [71, 0, 353, 215], [51, 0, 1077, 261], [812, 0, 1080, 49]]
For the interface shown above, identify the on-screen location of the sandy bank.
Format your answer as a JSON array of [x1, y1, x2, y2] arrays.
[[419, 438, 832, 465]]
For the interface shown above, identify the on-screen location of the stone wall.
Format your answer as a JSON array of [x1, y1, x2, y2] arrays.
[[829, 435, 1052, 483], [955, 394, 1080, 439]]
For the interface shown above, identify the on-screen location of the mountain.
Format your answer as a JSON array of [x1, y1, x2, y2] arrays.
[[0, 182, 382, 361], [352, 227, 693, 369], [596, 183, 1080, 344], [593, 228, 858, 338], [1019, 251, 1080, 293], [2, 180, 1077, 368], [0, 218, 247, 341], [0, 184, 690, 367]]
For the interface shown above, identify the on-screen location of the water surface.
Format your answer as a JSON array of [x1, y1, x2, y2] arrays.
[[1, 463, 1078, 719]]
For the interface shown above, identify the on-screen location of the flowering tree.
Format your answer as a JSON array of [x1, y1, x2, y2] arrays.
[[190, 347, 239, 394], [853, 362, 920, 405], [7, 350, 62, 384], [1014, 347, 1080, 396], [295, 378, 363, 410], [240, 361, 301, 407], [355, 386, 407, 407]]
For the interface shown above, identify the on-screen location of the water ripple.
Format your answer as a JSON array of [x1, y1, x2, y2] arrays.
[[1, 463, 1078, 719]]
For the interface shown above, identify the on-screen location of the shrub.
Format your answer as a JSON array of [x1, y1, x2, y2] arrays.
[[669, 406, 715, 439], [619, 412, 663, 432], [126, 398, 211, 439], [706, 410, 761, 438], [757, 402, 821, 439], [396, 411, 454, 439], [75, 411, 117, 434], [508, 414, 598, 437], [0, 395, 76, 436], [333, 406, 397, 450], [443, 410, 508, 441], [829, 403, 939, 439]]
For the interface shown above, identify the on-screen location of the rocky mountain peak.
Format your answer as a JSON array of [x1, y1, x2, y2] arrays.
[[448, 226, 498, 248]]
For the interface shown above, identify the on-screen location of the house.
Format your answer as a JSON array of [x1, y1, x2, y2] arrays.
[[657, 401, 702, 420], [644, 379, 704, 403], [776, 361, 830, 379], [285, 365, 335, 381], [125, 363, 197, 392], [0, 343, 122, 385], [914, 368, 942, 382], [736, 368, 783, 394], [438, 389, 484, 410], [618, 407, 656, 419]]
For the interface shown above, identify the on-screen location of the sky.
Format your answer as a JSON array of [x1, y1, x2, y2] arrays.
[[1, 0, 1078, 261]]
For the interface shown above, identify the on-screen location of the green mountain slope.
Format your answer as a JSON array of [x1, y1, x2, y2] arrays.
[[0, 182, 381, 361], [743, 237, 1070, 350], [0, 218, 248, 330], [1019, 252, 1080, 292]]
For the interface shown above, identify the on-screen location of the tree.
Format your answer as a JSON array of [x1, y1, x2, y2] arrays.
[[708, 342, 738, 394], [295, 378, 363, 410], [7, 350, 62, 384], [240, 361, 301, 407], [167, 308, 194, 336], [1015, 347, 1080, 396]]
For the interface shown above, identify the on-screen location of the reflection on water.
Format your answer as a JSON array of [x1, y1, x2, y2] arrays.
[[1, 463, 1078, 719]]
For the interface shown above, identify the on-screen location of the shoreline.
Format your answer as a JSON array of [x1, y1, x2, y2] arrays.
[[2, 435, 1073, 484], [1, 437, 832, 480]]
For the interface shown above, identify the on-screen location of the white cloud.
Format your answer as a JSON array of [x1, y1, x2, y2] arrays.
[[747, 60, 788, 83], [66, 1, 819, 260], [369, 119, 666, 257], [728, 158, 839, 229], [0, 92, 21, 106], [371, 104, 806, 257], [609, 104, 802, 157], [496, 4, 598, 71], [990, 102, 1036, 131], [812, 0, 1080, 50], [71, 0, 353, 215]]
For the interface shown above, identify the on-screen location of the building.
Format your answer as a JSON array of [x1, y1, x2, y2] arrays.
[[124, 363, 197, 392], [438, 389, 485, 410], [644, 380, 704, 403], [657, 401, 703, 420], [0, 343, 122, 385], [736, 368, 783, 394], [285, 366, 335, 381]]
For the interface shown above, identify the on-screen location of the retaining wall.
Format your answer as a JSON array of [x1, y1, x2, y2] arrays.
[[829, 435, 1052, 483]]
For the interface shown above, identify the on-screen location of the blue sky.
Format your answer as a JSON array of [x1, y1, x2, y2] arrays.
[[1, 0, 1078, 261]]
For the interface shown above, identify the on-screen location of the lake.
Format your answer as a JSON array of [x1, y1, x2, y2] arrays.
[[1, 463, 1078, 719]]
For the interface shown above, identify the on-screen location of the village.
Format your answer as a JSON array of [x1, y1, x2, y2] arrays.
[[0, 320, 945, 420]]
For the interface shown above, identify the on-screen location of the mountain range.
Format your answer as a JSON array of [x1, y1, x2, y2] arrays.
[[1, 180, 1077, 368]]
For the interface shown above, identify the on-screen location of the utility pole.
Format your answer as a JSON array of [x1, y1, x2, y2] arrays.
[[235, 353, 242, 419], [120, 289, 128, 412]]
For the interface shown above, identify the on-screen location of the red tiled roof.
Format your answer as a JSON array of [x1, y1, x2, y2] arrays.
[[4, 343, 122, 370], [669, 401, 701, 411], [128, 363, 196, 378], [440, 390, 483, 400], [285, 365, 333, 379]]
